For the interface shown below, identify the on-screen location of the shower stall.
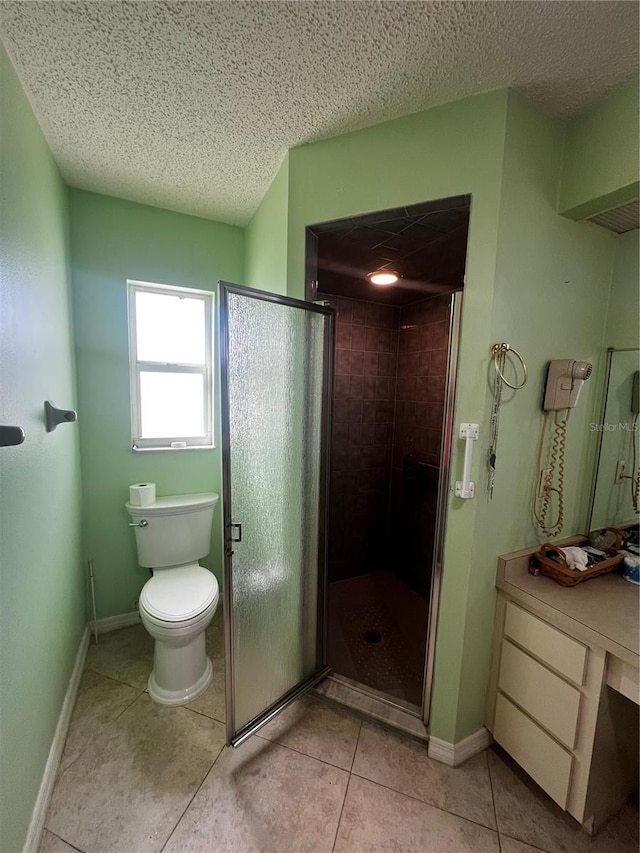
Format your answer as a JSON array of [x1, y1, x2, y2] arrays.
[[307, 197, 469, 735], [219, 196, 469, 745]]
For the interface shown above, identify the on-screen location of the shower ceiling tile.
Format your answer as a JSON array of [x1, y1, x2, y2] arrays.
[[347, 207, 409, 229], [315, 198, 471, 304]]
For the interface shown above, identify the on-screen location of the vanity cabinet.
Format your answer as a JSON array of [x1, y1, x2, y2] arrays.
[[487, 547, 639, 834]]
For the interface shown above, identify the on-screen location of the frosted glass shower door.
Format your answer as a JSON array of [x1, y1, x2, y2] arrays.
[[219, 283, 333, 746]]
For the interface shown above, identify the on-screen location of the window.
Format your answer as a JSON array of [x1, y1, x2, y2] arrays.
[[128, 280, 214, 450]]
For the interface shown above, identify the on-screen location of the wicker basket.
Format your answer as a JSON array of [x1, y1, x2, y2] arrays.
[[533, 539, 624, 588]]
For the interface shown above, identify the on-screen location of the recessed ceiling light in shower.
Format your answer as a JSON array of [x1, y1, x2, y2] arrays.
[[367, 270, 399, 286]]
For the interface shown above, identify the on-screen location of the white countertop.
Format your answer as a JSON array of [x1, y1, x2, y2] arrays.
[[497, 545, 639, 667]]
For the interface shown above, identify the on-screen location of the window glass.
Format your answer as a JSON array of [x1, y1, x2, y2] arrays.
[[135, 291, 206, 364], [139, 371, 206, 438], [128, 281, 213, 450]]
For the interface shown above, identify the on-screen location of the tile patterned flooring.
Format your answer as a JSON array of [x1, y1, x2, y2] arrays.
[[40, 615, 638, 853]]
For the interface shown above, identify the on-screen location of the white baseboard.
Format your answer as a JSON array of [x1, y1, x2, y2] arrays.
[[94, 610, 141, 634], [23, 626, 90, 853], [428, 726, 493, 767]]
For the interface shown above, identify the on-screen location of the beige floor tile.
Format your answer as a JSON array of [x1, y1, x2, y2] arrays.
[[46, 693, 225, 853], [489, 747, 639, 853], [60, 670, 140, 771], [163, 735, 348, 853], [334, 775, 500, 853], [500, 837, 546, 853], [204, 606, 225, 659], [39, 829, 81, 853], [257, 695, 362, 770], [352, 722, 495, 828], [590, 801, 640, 853], [185, 606, 226, 721], [184, 653, 226, 722], [85, 624, 153, 689]]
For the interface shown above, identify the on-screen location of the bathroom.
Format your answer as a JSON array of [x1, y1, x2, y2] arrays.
[[1, 4, 639, 852]]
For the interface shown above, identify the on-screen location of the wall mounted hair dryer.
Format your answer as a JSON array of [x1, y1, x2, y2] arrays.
[[535, 358, 593, 537], [543, 359, 593, 411]]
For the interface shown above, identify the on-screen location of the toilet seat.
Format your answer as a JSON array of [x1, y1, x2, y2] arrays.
[[140, 564, 218, 623]]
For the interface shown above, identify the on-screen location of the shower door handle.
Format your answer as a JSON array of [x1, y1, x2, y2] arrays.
[[226, 522, 242, 557]]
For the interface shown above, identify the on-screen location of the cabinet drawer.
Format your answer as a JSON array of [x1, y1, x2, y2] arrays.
[[499, 640, 581, 749], [493, 692, 573, 809], [504, 602, 587, 685]]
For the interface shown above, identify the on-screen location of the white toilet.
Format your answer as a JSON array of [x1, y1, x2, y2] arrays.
[[126, 492, 220, 706]]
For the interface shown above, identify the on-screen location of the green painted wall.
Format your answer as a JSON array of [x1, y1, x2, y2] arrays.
[[285, 92, 510, 741], [70, 190, 244, 618], [245, 155, 289, 293], [456, 92, 616, 738], [281, 89, 624, 742], [559, 79, 640, 220], [604, 229, 639, 349], [0, 45, 85, 852]]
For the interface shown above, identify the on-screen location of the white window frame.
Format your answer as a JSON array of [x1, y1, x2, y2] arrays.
[[127, 280, 214, 451]]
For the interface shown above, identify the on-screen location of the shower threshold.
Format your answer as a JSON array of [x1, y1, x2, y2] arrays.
[[312, 671, 428, 742]]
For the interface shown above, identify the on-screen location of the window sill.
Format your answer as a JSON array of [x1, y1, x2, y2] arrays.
[[132, 444, 215, 452]]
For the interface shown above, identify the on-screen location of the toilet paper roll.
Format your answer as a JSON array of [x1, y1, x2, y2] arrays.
[[129, 483, 156, 507]]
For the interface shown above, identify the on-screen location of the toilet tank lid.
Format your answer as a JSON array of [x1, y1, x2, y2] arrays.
[[126, 492, 219, 516]]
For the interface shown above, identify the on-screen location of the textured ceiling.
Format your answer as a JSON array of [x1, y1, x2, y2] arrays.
[[1, 1, 638, 225], [313, 196, 470, 305]]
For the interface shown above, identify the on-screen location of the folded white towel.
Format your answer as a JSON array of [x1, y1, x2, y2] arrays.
[[559, 546, 589, 571]]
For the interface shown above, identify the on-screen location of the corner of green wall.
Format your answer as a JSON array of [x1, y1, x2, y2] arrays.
[[559, 78, 640, 219], [69, 189, 244, 619], [244, 153, 290, 293], [449, 89, 618, 742], [1, 42, 85, 852]]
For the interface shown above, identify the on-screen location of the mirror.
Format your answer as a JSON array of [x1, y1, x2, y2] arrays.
[[589, 348, 640, 531]]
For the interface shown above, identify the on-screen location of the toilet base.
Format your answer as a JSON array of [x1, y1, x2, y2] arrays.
[[140, 593, 218, 707], [148, 655, 213, 706]]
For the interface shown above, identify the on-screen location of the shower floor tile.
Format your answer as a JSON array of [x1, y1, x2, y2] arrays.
[[328, 570, 428, 706]]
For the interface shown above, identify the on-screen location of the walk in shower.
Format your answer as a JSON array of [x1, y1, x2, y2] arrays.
[[306, 197, 470, 732]]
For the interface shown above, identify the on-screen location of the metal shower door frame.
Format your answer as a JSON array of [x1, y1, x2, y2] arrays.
[[218, 281, 334, 747], [422, 289, 464, 726]]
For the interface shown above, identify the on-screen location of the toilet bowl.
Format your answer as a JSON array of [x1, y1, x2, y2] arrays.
[[126, 492, 220, 706], [139, 562, 219, 704]]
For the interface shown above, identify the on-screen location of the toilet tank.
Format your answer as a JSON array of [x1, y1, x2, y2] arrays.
[[126, 492, 219, 568]]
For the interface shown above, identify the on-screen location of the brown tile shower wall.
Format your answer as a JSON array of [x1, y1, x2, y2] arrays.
[[393, 293, 452, 468], [390, 292, 453, 599], [319, 293, 399, 582]]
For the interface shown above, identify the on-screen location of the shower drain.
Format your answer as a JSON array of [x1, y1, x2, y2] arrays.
[[363, 629, 383, 645]]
